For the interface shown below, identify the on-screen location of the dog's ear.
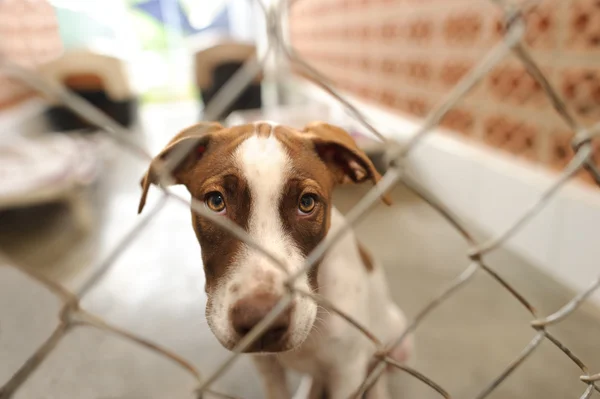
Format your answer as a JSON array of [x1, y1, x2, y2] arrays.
[[302, 121, 392, 206], [138, 122, 224, 214]]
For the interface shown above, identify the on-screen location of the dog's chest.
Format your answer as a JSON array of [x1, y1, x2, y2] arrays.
[[276, 331, 327, 374], [276, 318, 360, 375], [276, 270, 371, 374]]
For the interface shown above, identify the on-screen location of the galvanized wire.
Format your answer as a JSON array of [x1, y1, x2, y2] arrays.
[[1, 0, 600, 398]]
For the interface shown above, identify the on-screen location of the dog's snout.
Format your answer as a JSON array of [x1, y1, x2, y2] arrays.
[[230, 293, 291, 345]]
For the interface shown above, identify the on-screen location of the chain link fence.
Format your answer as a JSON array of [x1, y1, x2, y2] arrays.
[[1, 0, 600, 398]]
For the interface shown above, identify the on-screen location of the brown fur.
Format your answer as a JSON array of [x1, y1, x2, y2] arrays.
[[302, 122, 392, 205], [256, 122, 272, 137], [184, 126, 254, 295]]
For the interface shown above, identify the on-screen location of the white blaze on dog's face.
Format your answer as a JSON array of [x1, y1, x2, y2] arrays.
[[138, 121, 387, 353]]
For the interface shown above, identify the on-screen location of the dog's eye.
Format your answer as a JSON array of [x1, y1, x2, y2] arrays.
[[298, 194, 316, 215], [206, 192, 226, 213]]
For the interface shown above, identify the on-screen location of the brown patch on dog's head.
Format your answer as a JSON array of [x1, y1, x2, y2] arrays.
[[256, 122, 273, 137], [138, 121, 225, 214], [301, 121, 392, 205], [271, 125, 334, 290], [138, 122, 255, 295], [272, 122, 388, 286]]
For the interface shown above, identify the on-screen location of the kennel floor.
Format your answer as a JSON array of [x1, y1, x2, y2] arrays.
[[1, 103, 599, 399]]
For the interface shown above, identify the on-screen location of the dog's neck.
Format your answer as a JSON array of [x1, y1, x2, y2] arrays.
[[314, 207, 362, 288]]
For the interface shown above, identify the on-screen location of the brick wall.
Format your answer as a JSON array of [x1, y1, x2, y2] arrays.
[[0, 0, 63, 111], [289, 0, 600, 186]]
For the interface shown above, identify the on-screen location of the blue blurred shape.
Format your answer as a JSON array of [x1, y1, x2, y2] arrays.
[[132, 0, 229, 35]]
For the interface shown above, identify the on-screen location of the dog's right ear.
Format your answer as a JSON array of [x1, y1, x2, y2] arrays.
[[138, 122, 224, 214]]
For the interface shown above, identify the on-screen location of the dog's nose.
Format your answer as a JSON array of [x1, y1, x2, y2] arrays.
[[230, 293, 292, 343]]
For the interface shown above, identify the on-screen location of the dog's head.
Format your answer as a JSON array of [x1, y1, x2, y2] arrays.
[[138, 121, 389, 353]]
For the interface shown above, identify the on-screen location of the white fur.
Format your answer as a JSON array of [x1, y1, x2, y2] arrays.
[[207, 133, 317, 349]]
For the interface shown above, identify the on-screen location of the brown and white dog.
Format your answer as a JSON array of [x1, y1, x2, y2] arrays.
[[138, 121, 412, 399]]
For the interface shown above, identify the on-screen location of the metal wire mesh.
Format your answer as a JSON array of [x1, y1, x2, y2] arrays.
[[1, 0, 600, 398]]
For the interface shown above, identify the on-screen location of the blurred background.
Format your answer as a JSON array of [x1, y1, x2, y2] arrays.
[[1, 0, 600, 398]]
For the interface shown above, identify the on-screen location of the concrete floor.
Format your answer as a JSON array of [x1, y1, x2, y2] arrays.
[[1, 103, 600, 399]]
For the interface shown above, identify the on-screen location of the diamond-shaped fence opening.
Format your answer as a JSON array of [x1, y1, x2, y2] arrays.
[[1, 0, 599, 398]]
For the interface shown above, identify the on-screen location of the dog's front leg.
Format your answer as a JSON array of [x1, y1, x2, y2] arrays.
[[365, 372, 391, 399], [327, 358, 370, 399], [252, 355, 290, 399]]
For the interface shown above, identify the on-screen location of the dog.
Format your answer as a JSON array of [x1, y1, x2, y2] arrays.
[[138, 121, 413, 399]]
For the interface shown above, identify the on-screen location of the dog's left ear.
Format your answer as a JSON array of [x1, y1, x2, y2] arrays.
[[303, 121, 392, 206], [138, 121, 224, 214]]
